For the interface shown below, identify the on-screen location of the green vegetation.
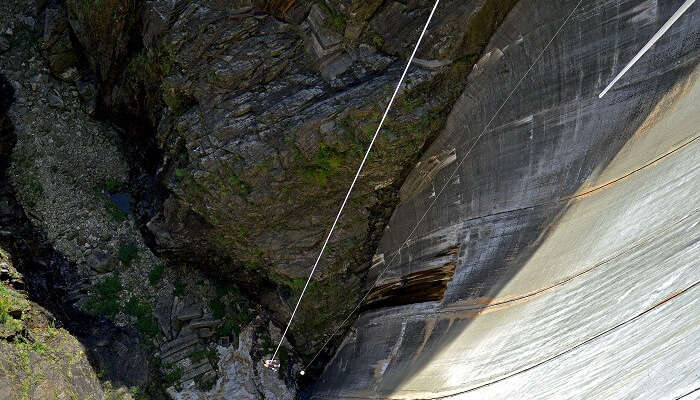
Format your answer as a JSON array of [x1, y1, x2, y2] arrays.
[[174, 168, 186, 179], [190, 346, 218, 366], [318, 0, 346, 32], [208, 283, 253, 338], [124, 297, 159, 338], [102, 177, 124, 193], [330, 12, 346, 32], [228, 174, 250, 196], [270, 273, 321, 298], [84, 275, 122, 318], [158, 37, 177, 77], [105, 201, 128, 222], [300, 143, 345, 186], [118, 243, 139, 267], [162, 85, 189, 112], [172, 279, 186, 297], [26, 176, 43, 204], [149, 264, 165, 285], [162, 364, 184, 390], [0, 283, 26, 338], [195, 373, 217, 391], [104, 384, 152, 400], [217, 309, 252, 337]]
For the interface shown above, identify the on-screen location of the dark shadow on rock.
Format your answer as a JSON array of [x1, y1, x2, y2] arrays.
[[0, 73, 150, 388]]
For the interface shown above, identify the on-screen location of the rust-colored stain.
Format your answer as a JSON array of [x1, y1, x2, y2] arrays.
[[364, 261, 457, 308], [434, 243, 462, 258], [410, 318, 437, 366], [651, 289, 686, 309], [363, 243, 462, 310], [283, 0, 297, 13]]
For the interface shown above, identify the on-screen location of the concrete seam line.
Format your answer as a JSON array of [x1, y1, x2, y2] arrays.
[[303, 0, 585, 371], [270, 0, 443, 362], [428, 281, 700, 399]]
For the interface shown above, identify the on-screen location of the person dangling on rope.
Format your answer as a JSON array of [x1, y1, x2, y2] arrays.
[[264, 359, 280, 372]]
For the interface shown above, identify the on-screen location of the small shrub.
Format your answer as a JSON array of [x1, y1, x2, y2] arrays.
[[172, 280, 186, 297], [209, 297, 225, 320], [124, 297, 159, 338], [330, 12, 345, 32], [84, 275, 122, 318], [314, 144, 343, 171], [162, 364, 184, 388], [195, 373, 217, 391], [118, 243, 139, 267], [24, 175, 44, 207], [105, 201, 128, 222], [217, 309, 252, 337], [102, 178, 124, 193], [0, 284, 25, 337], [148, 264, 165, 285], [190, 346, 217, 366], [228, 174, 250, 196]]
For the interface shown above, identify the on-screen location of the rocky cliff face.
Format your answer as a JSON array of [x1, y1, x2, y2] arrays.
[[1, 0, 300, 397], [2, 0, 521, 397], [312, 0, 700, 398], [26, 0, 520, 353]]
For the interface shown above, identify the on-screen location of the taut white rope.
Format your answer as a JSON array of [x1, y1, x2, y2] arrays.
[[270, 0, 443, 362]]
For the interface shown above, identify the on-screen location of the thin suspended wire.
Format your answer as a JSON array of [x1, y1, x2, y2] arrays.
[[270, 0, 443, 361], [303, 0, 584, 370]]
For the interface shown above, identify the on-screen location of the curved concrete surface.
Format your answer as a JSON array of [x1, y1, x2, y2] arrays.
[[311, 0, 699, 398]]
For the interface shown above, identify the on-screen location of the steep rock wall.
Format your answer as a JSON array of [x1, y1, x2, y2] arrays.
[[48, 0, 519, 353], [312, 0, 699, 398]]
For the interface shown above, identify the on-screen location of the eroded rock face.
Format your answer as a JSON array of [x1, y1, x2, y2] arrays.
[[312, 0, 700, 398], [50, 0, 519, 353], [167, 321, 299, 400], [1, 3, 301, 396]]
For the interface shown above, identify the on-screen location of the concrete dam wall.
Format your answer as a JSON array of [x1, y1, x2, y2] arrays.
[[312, 0, 699, 398]]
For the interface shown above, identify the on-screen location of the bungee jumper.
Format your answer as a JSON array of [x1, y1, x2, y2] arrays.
[[264, 359, 280, 372]]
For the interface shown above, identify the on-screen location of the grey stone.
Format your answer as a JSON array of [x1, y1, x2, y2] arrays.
[[21, 16, 35, 29], [160, 334, 200, 356], [320, 51, 354, 81], [0, 37, 9, 53], [76, 79, 97, 114], [176, 305, 203, 322], [196, 327, 213, 338], [40, 5, 78, 77], [88, 251, 118, 273], [47, 92, 65, 109], [188, 319, 219, 329], [307, 4, 343, 50]]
